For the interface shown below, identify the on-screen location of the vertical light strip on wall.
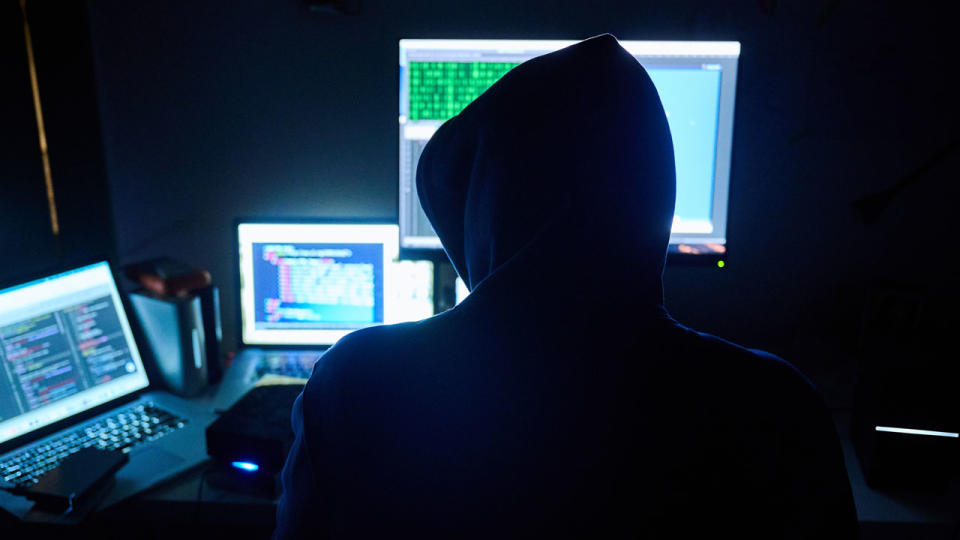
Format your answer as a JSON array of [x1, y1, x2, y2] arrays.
[[19, 0, 60, 237]]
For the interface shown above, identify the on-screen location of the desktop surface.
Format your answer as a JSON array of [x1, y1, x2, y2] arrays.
[[4, 359, 956, 540]]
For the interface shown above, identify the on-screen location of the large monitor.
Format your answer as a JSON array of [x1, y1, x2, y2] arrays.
[[399, 39, 740, 259], [237, 220, 434, 347], [0, 262, 150, 445]]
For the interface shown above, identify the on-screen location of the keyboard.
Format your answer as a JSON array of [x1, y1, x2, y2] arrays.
[[0, 403, 186, 487], [254, 352, 322, 381]]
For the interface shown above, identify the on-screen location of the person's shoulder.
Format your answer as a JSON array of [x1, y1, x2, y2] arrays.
[[666, 320, 818, 399], [305, 312, 452, 390]]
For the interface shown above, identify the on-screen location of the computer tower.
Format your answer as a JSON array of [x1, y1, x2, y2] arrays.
[[129, 288, 216, 397]]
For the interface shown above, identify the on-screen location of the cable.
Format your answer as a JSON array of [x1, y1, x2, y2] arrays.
[[190, 463, 213, 525], [196, 464, 211, 503]]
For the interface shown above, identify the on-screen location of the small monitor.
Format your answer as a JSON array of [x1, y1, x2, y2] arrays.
[[454, 277, 470, 305], [237, 221, 434, 347], [0, 262, 150, 445], [399, 39, 740, 259]]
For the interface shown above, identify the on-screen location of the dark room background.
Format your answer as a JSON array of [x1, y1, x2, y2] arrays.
[[8, 1, 957, 408]]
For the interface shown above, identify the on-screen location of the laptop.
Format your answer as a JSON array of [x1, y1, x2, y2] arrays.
[[227, 219, 434, 387], [0, 261, 215, 517]]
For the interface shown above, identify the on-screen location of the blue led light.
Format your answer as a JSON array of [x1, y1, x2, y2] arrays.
[[231, 461, 260, 472]]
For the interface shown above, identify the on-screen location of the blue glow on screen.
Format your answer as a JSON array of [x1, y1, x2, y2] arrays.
[[252, 242, 385, 327], [647, 68, 722, 224]]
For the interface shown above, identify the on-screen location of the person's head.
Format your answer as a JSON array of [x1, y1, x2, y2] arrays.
[[417, 35, 676, 304]]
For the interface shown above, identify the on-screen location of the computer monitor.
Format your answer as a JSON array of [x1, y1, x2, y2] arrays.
[[236, 220, 434, 347], [454, 277, 470, 305], [0, 262, 150, 445], [399, 39, 740, 260]]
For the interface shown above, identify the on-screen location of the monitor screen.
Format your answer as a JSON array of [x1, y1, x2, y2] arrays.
[[0, 262, 150, 445], [399, 39, 740, 257], [237, 221, 434, 347], [454, 277, 470, 305]]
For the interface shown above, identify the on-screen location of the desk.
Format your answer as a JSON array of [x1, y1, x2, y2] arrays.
[[834, 410, 959, 539], [4, 367, 959, 539], [96, 357, 280, 535], [0, 356, 277, 538]]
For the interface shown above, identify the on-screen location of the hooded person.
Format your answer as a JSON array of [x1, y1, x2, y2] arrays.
[[274, 34, 857, 538]]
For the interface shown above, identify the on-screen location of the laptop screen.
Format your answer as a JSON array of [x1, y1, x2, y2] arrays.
[[0, 262, 150, 445], [237, 221, 434, 347]]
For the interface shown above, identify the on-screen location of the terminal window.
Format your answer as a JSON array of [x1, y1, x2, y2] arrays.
[[408, 62, 517, 121], [0, 296, 138, 422], [253, 242, 385, 329]]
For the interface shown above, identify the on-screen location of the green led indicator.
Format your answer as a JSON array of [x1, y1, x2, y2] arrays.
[[717, 260, 725, 268]]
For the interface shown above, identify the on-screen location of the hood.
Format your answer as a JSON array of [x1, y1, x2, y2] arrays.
[[416, 34, 675, 306]]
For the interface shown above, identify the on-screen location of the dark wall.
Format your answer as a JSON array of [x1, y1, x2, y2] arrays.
[[1, 1, 49, 277], [1, 1, 115, 283], [84, 1, 959, 401]]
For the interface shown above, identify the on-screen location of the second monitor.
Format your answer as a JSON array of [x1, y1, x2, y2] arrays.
[[399, 39, 740, 259], [237, 220, 433, 347]]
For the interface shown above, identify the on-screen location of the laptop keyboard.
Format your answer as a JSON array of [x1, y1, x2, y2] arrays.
[[255, 352, 322, 381], [0, 403, 186, 487]]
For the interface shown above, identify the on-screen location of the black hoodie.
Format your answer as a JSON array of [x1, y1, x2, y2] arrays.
[[275, 35, 858, 539]]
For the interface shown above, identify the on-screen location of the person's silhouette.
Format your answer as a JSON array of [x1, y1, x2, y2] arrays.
[[274, 34, 858, 538]]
